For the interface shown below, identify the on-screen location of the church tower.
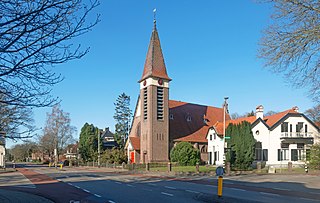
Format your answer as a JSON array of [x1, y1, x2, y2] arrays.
[[139, 17, 171, 163]]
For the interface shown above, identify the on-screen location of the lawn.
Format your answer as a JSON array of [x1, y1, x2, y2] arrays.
[[149, 165, 216, 173]]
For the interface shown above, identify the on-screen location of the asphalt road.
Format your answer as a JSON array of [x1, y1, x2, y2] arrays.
[[1, 164, 320, 203]]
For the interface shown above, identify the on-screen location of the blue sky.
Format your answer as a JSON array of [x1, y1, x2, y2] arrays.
[[8, 0, 315, 147]]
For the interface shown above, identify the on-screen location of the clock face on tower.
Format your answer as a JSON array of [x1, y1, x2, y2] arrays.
[[158, 79, 163, 85]]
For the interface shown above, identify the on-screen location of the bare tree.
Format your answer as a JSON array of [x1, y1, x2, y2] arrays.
[[305, 105, 320, 123], [0, 0, 100, 107], [0, 94, 35, 139], [40, 104, 76, 164], [258, 0, 320, 102]]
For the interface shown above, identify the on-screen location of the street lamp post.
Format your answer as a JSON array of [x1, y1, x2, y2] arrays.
[[98, 130, 101, 168], [223, 97, 229, 166]]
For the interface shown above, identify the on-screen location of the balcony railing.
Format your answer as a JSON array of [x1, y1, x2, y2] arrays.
[[281, 132, 314, 138]]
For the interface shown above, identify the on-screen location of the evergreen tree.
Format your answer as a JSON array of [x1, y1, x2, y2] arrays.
[[226, 121, 255, 170], [309, 144, 320, 170], [113, 93, 132, 148], [79, 123, 101, 162]]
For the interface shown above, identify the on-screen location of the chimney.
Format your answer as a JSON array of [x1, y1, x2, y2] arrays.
[[292, 106, 299, 112], [256, 105, 264, 119]]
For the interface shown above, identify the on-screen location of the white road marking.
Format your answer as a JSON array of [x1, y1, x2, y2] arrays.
[[260, 192, 280, 197], [310, 192, 320, 195], [230, 188, 246, 192], [300, 198, 319, 202], [274, 187, 290, 191], [115, 182, 122, 185], [185, 190, 199, 194], [164, 186, 176, 190], [15, 185, 36, 189], [75, 186, 80, 189], [94, 194, 101, 198], [83, 189, 90, 193], [67, 183, 73, 186], [108, 200, 116, 203], [226, 182, 234, 184], [127, 184, 134, 187], [148, 183, 157, 186], [161, 192, 173, 197]]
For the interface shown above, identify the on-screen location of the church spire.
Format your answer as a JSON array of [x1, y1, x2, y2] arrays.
[[139, 9, 171, 82]]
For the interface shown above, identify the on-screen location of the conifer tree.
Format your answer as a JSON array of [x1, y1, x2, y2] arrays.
[[226, 121, 255, 170], [79, 123, 101, 162], [113, 93, 132, 148]]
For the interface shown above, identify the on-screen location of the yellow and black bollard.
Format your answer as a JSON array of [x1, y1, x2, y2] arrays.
[[215, 166, 224, 198], [218, 175, 223, 197]]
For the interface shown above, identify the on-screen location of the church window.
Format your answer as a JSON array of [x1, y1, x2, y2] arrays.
[[157, 87, 164, 120], [143, 88, 147, 120]]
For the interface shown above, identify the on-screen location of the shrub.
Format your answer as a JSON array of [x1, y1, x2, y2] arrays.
[[101, 148, 127, 164], [170, 142, 200, 166]]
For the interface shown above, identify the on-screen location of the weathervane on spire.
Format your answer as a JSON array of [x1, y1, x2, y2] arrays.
[[153, 8, 157, 28]]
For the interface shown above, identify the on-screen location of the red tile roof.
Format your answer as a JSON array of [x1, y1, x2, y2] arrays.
[[139, 25, 171, 82], [213, 108, 300, 135], [129, 137, 140, 150], [169, 100, 231, 143]]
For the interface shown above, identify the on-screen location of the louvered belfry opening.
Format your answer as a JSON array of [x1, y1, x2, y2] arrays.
[[143, 87, 148, 120], [157, 86, 164, 120]]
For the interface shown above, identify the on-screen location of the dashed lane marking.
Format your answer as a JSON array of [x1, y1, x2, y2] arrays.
[[230, 188, 246, 192], [94, 194, 101, 198], [127, 184, 134, 187], [115, 182, 122, 185], [83, 189, 90, 193], [161, 192, 174, 197], [185, 190, 199, 194], [75, 186, 80, 189], [67, 183, 73, 186], [205, 184, 216, 188], [274, 187, 290, 191], [259, 192, 280, 197], [164, 186, 176, 190], [300, 197, 319, 202], [108, 200, 116, 203]]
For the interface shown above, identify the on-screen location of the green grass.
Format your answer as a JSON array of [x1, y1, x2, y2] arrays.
[[148, 165, 216, 173]]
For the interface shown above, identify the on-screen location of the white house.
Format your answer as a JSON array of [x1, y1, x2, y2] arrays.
[[207, 105, 320, 167], [206, 127, 225, 166]]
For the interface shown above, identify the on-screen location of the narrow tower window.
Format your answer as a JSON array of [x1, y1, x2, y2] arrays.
[[157, 87, 164, 120], [143, 88, 148, 120]]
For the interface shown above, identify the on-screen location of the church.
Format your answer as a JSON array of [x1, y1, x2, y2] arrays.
[[125, 19, 230, 164]]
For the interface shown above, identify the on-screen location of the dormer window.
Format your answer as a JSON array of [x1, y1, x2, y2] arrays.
[[170, 114, 174, 120], [187, 115, 192, 122]]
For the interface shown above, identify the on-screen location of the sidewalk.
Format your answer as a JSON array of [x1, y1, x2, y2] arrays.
[[0, 189, 54, 203]]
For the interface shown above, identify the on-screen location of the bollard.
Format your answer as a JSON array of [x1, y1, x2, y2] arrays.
[[226, 162, 230, 176], [257, 162, 261, 173], [216, 166, 224, 198], [60, 164, 63, 169], [146, 163, 150, 171], [218, 176, 223, 197], [305, 163, 308, 174], [122, 162, 125, 170], [167, 162, 172, 172], [288, 162, 292, 172], [196, 163, 199, 173]]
